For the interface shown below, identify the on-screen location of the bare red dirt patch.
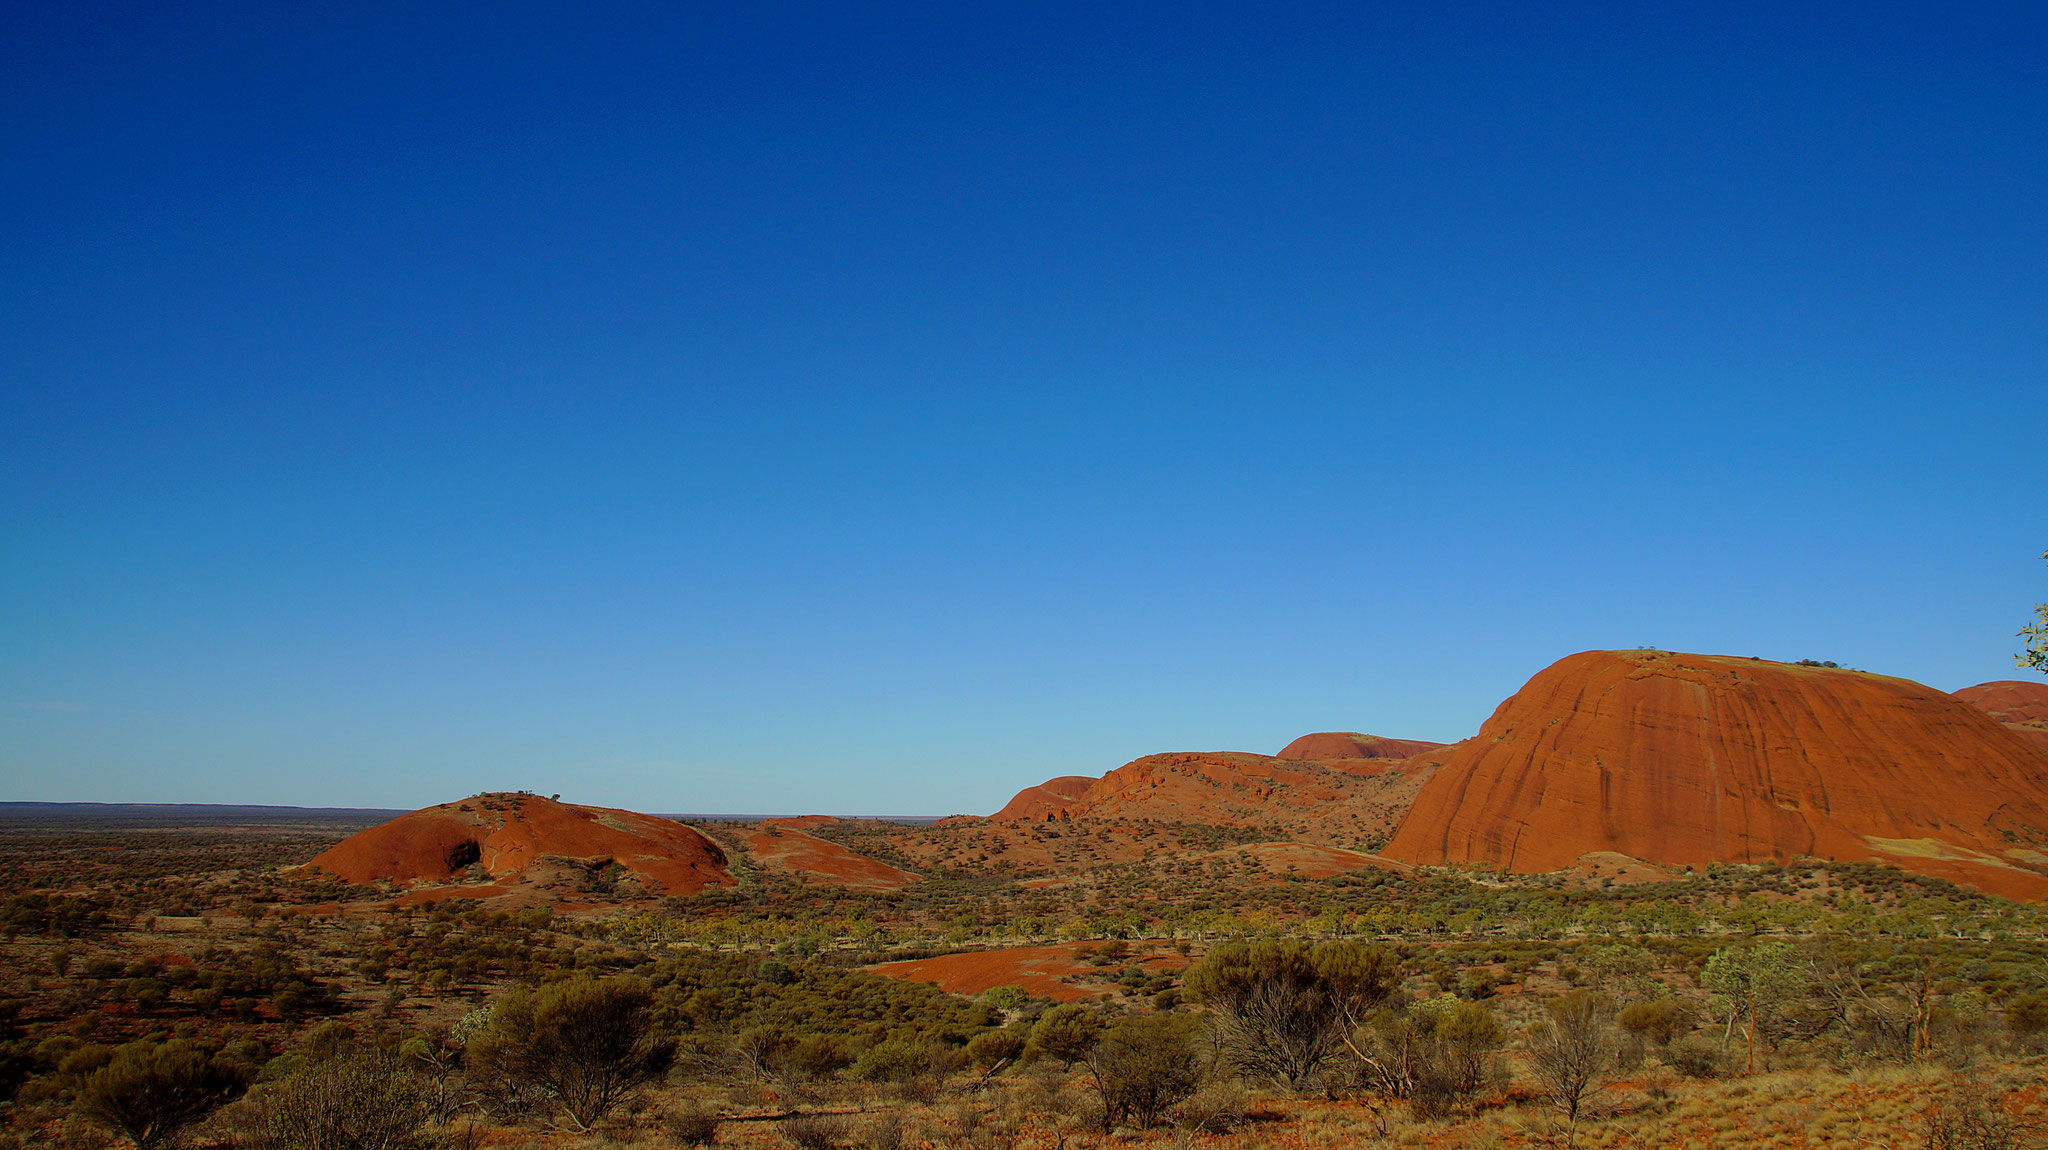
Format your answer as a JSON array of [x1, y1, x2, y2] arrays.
[[866, 944, 1175, 1003]]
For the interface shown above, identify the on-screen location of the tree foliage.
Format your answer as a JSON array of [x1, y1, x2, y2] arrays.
[[1026, 1004, 1104, 1069], [1185, 939, 1400, 1092], [2022, 554, 2048, 675], [469, 975, 674, 1131], [1084, 1013, 1206, 1130], [1354, 998, 1505, 1117], [232, 1039, 437, 1150], [1703, 941, 1811, 1073], [75, 1039, 251, 1149]]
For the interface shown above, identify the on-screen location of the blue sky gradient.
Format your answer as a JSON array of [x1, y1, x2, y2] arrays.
[[3, 2, 2044, 813]]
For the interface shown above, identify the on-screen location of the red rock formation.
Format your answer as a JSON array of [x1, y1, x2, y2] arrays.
[[1276, 732, 1446, 761], [307, 793, 730, 897], [759, 815, 840, 830], [735, 824, 919, 891], [1955, 680, 2048, 752], [1385, 651, 2048, 899], [987, 776, 1096, 821]]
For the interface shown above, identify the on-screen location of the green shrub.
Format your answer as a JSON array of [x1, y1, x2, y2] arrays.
[[1084, 1013, 1206, 1130], [1025, 1004, 1103, 1069], [468, 975, 674, 1131], [74, 1039, 250, 1149], [851, 1038, 929, 1083]]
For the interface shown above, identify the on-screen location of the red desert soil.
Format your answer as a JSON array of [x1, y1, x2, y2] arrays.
[[1955, 679, 2048, 751], [734, 825, 919, 891], [867, 944, 1187, 1003], [1384, 651, 2048, 899], [1275, 732, 1446, 761], [306, 792, 731, 898]]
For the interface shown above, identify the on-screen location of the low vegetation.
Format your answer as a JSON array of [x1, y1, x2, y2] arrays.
[[6, 816, 2048, 1148]]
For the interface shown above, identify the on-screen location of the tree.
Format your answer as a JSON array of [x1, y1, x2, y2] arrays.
[[1026, 1003, 1104, 1069], [1702, 941, 1809, 1073], [468, 975, 675, 1131], [1525, 992, 1617, 1141], [1357, 998, 1507, 1117], [1084, 1013, 1206, 1130], [1185, 939, 1401, 1092], [2022, 549, 2048, 675], [75, 1039, 251, 1149]]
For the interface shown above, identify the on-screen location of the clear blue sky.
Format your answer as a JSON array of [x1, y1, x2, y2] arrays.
[[3, 3, 2043, 815]]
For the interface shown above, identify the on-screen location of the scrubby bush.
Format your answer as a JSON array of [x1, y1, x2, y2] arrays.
[[1618, 997, 1695, 1046], [1185, 939, 1400, 1092], [777, 1035, 851, 1081], [1664, 1034, 1723, 1078], [1526, 992, 1618, 1129], [228, 1039, 437, 1150], [966, 1028, 1026, 1072], [781, 1112, 845, 1150], [666, 1102, 722, 1146], [468, 975, 674, 1131], [1025, 1004, 1102, 1069], [1354, 998, 1504, 1117], [851, 1038, 929, 1083], [1924, 1081, 2040, 1150], [1083, 1013, 1206, 1130], [74, 1038, 251, 1149]]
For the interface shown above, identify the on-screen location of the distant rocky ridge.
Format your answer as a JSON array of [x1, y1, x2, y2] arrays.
[[1275, 732, 1446, 761], [305, 657, 2048, 903], [1954, 680, 2048, 752]]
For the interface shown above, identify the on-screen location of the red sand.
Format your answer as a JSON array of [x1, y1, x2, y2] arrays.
[[867, 944, 1185, 1003], [1385, 651, 2048, 899]]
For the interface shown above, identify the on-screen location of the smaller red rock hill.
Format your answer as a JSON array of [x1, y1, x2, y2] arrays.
[[1276, 732, 1447, 761], [307, 793, 730, 897], [1385, 651, 2048, 899], [987, 776, 1097, 822], [1955, 680, 2048, 752]]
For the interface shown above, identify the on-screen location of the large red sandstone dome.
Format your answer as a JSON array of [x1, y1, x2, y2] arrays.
[[1384, 651, 2048, 899], [307, 792, 730, 897], [1276, 732, 1445, 761]]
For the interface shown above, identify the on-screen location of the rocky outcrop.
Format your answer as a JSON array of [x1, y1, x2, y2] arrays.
[[1276, 732, 1446, 761], [1955, 680, 2048, 752], [307, 792, 730, 897], [1384, 651, 2048, 899]]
